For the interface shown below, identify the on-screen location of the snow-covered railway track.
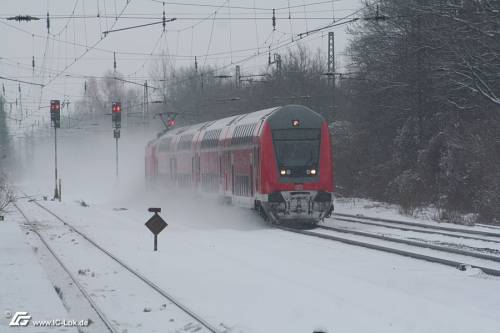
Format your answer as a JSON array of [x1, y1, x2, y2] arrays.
[[275, 226, 500, 277], [476, 223, 500, 231], [331, 216, 500, 244], [333, 213, 500, 239], [316, 224, 500, 262], [14, 202, 118, 333], [15, 197, 222, 333]]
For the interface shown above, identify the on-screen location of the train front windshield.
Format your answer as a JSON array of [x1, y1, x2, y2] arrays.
[[273, 128, 321, 171]]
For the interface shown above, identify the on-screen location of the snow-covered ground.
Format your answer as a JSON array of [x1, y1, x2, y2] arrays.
[[7, 188, 500, 333], [0, 209, 78, 332], [334, 197, 499, 233]]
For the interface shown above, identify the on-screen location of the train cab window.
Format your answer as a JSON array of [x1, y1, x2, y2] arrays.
[[272, 129, 321, 177]]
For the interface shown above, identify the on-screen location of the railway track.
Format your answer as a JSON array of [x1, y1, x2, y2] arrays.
[[275, 219, 500, 277], [333, 213, 500, 239], [331, 215, 500, 244], [317, 224, 500, 262], [476, 223, 500, 231], [14, 202, 117, 333], [14, 197, 222, 333]]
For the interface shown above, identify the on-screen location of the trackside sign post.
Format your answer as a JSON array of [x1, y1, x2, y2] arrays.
[[145, 208, 168, 251]]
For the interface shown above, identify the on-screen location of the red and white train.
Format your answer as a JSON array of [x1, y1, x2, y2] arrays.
[[145, 104, 334, 224]]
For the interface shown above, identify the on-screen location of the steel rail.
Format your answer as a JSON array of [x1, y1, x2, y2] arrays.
[[333, 213, 500, 238], [330, 216, 500, 244], [276, 225, 500, 276], [14, 203, 119, 333], [317, 224, 500, 263], [23, 197, 222, 333], [476, 223, 500, 231]]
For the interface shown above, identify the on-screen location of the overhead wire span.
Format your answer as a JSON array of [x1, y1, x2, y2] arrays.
[[2, 1, 377, 123], [203, 1, 229, 67], [228, 0, 233, 64], [0, 76, 44, 87], [154, 3, 373, 89], [81, 0, 89, 47], [127, 30, 166, 77], [53, 0, 79, 37], [102, 19, 176, 35], [149, 0, 336, 11], [42, 0, 133, 89]]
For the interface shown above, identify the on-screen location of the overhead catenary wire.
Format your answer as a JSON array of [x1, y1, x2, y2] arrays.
[[53, 0, 79, 37], [149, 0, 337, 11], [152, 3, 375, 90], [203, 1, 228, 67], [2, 0, 378, 129], [41, 0, 133, 89], [0, 76, 44, 87]]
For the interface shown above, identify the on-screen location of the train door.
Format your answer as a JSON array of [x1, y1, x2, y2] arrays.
[[223, 151, 230, 194], [191, 153, 200, 189], [219, 153, 223, 192], [230, 151, 235, 195], [250, 150, 255, 196], [169, 158, 176, 181]]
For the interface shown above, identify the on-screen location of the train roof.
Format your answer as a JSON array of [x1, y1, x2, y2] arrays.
[[156, 106, 278, 140], [153, 104, 322, 143]]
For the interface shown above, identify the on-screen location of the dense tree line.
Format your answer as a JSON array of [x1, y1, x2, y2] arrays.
[[0, 95, 14, 212], [0, 95, 10, 171], [337, 0, 500, 223]]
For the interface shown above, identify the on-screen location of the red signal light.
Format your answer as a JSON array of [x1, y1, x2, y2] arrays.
[[50, 100, 60, 112], [112, 102, 121, 113]]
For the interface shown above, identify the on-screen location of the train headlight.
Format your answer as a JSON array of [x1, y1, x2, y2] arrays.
[[280, 169, 286, 176], [309, 169, 317, 175]]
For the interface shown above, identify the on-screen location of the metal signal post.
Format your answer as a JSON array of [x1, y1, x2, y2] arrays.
[[112, 102, 122, 180], [50, 100, 61, 201]]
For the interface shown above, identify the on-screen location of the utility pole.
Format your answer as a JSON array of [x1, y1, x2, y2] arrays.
[[145, 80, 149, 122], [143, 82, 146, 125], [328, 32, 335, 119], [235, 65, 240, 87], [268, 53, 282, 76]]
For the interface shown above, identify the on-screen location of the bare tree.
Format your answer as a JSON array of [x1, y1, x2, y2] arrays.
[[0, 174, 14, 212]]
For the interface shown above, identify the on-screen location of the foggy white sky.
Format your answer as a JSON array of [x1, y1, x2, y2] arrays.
[[1, 0, 364, 130]]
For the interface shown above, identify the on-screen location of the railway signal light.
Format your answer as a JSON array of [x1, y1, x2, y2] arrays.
[[165, 112, 177, 128], [111, 102, 122, 179], [50, 99, 60, 128], [112, 102, 121, 128]]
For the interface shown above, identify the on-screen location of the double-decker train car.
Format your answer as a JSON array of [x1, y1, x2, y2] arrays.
[[145, 104, 334, 224]]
